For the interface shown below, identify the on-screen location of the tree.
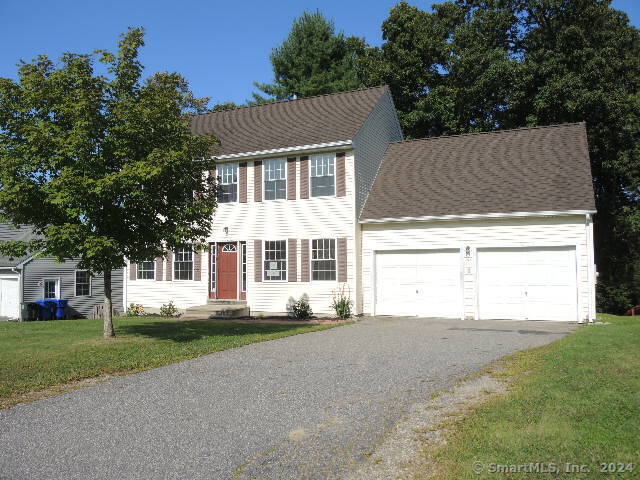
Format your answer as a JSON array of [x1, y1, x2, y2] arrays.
[[253, 10, 366, 102], [361, 0, 640, 313], [0, 28, 218, 337]]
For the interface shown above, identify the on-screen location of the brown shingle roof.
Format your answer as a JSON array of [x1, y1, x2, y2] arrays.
[[190, 86, 388, 156], [360, 123, 596, 220]]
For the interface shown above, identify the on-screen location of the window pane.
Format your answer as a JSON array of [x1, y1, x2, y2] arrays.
[[311, 175, 335, 197], [137, 261, 155, 280], [311, 239, 336, 280], [76, 271, 91, 296], [241, 242, 247, 292], [217, 163, 238, 203], [264, 159, 287, 200], [174, 247, 194, 280], [263, 240, 287, 281]]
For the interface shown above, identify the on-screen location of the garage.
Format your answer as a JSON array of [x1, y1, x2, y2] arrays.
[[0, 276, 19, 319], [477, 246, 578, 321], [374, 249, 461, 318]]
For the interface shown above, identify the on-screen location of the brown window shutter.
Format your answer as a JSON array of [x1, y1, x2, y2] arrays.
[[338, 237, 347, 282], [300, 239, 310, 282], [287, 157, 296, 200], [336, 152, 346, 197], [288, 238, 297, 282], [194, 249, 202, 281], [299, 156, 309, 199], [254, 240, 262, 282], [155, 257, 163, 281], [254, 161, 262, 202], [165, 251, 173, 281], [129, 262, 137, 281], [239, 162, 247, 203]]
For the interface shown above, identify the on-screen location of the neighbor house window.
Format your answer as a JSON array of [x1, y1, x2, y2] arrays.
[[311, 239, 336, 281], [75, 270, 91, 296], [136, 261, 155, 280], [217, 163, 238, 203], [264, 158, 287, 200], [174, 247, 194, 280], [310, 153, 335, 197], [263, 240, 287, 281], [43, 279, 59, 299], [241, 242, 247, 292]]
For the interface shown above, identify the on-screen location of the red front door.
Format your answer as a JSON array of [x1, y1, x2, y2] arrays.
[[217, 243, 238, 299]]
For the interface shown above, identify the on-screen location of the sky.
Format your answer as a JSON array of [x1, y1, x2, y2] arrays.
[[1, 0, 638, 106]]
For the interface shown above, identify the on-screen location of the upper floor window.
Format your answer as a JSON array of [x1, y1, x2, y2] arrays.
[[174, 247, 194, 280], [264, 240, 287, 281], [75, 270, 91, 296], [311, 239, 336, 281], [137, 261, 155, 280], [217, 163, 238, 203], [310, 153, 335, 197], [264, 158, 287, 200]]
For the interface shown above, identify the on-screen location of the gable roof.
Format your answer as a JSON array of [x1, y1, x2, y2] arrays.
[[190, 86, 389, 157], [0, 224, 37, 267], [360, 123, 596, 221]]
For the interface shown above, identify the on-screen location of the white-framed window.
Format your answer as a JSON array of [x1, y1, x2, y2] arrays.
[[263, 240, 287, 281], [264, 158, 287, 200], [311, 239, 336, 281], [241, 242, 247, 292], [136, 261, 155, 280], [174, 247, 194, 280], [310, 153, 335, 197], [217, 163, 238, 203], [75, 270, 91, 296], [43, 278, 59, 299]]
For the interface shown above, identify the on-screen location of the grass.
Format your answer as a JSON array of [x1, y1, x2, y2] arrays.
[[0, 316, 339, 409], [425, 314, 640, 479]]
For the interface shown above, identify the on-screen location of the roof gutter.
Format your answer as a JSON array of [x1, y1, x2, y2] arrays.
[[213, 140, 353, 162], [359, 210, 597, 224]]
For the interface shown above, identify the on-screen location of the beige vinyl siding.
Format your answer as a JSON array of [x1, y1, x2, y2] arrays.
[[361, 215, 594, 322]]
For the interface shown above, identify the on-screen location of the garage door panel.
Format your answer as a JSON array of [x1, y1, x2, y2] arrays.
[[375, 250, 461, 318], [477, 247, 577, 321]]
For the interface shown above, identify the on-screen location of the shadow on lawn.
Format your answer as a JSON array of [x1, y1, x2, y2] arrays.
[[117, 319, 309, 343]]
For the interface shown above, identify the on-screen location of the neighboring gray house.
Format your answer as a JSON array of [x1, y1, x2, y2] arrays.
[[0, 224, 124, 320]]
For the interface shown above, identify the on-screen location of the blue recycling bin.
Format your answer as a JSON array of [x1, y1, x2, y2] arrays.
[[54, 299, 68, 319], [36, 299, 56, 320]]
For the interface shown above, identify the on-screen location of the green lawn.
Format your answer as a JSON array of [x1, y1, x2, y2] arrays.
[[427, 314, 640, 479], [0, 316, 338, 409]]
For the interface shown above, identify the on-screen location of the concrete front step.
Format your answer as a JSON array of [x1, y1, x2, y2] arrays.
[[183, 303, 250, 320]]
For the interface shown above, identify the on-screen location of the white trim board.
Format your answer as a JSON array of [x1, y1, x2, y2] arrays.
[[359, 210, 597, 224], [213, 140, 352, 161]]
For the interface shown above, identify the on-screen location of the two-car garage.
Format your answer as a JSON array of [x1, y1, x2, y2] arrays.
[[372, 243, 583, 322]]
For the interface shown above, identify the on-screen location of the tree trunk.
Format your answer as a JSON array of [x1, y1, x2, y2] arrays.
[[103, 269, 115, 338]]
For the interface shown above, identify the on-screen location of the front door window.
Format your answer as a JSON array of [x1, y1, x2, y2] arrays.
[[44, 279, 59, 299]]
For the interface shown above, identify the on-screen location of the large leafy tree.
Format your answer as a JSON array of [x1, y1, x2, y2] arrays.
[[362, 0, 640, 312], [0, 28, 218, 337], [253, 10, 366, 103]]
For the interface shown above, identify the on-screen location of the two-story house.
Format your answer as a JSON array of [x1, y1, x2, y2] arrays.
[[125, 86, 597, 322]]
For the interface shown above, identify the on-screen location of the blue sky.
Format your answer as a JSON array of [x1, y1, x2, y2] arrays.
[[1, 0, 638, 106]]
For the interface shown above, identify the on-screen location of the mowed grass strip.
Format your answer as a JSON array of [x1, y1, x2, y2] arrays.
[[427, 314, 640, 480], [0, 316, 338, 409]]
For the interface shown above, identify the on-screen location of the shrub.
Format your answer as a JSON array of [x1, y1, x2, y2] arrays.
[[597, 282, 633, 314], [126, 303, 145, 316], [287, 294, 313, 320], [331, 285, 353, 319], [160, 301, 181, 317]]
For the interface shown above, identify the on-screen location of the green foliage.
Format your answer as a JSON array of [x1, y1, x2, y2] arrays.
[[361, 0, 640, 311], [287, 294, 313, 320], [159, 301, 181, 317], [253, 10, 366, 102], [0, 28, 219, 333], [331, 285, 353, 319], [126, 304, 145, 317], [597, 282, 633, 315]]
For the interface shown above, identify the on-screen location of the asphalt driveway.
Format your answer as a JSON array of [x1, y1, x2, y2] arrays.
[[0, 317, 575, 479]]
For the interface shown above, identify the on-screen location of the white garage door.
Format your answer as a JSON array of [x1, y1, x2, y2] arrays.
[[477, 247, 577, 321], [0, 277, 19, 319], [375, 249, 461, 318]]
